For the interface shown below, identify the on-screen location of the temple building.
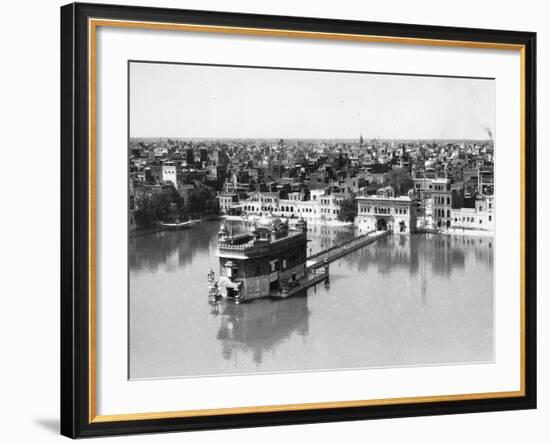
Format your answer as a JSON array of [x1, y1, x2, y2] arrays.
[[355, 187, 418, 233], [213, 216, 308, 302]]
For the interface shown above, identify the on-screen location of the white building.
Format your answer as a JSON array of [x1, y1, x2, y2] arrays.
[[240, 191, 348, 223], [451, 195, 495, 231], [218, 193, 240, 214], [276, 198, 320, 220], [431, 178, 453, 228], [241, 192, 279, 214], [309, 189, 325, 202], [355, 187, 418, 233], [319, 194, 346, 221], [161, 163, 178, 188]]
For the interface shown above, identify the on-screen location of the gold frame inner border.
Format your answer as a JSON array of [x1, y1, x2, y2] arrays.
[[87, 17, 527, 424]]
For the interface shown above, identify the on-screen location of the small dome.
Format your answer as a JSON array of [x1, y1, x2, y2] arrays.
[[219, 222, 229, 233], [376, 186, 395, 198], [256, 215, 284, 230]]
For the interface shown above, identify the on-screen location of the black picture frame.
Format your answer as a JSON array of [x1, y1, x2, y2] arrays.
[[61, 2, 537, 438]]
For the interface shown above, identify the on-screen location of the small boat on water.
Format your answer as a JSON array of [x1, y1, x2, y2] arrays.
[[160, 219, 200, 229]]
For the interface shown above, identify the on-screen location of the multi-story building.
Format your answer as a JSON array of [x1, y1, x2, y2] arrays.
[[478, 166, 494, 195], [218, 193, 240, 214], [431, 178, 453, 228], [215, 217, 308, 301], [161, 162, 181, 188], [276, 199, 319, 220], [239, 190, 350, 223], [355, 187, 418, 233], [451, 195, 495, 231], [319, 194, 346, 221], [242, 192, 279, 214]]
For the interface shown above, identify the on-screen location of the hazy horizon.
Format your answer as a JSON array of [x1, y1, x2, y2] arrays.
[[130, 62, 495, 140]]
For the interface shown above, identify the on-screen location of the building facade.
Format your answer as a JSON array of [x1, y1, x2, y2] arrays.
[[355, 187, 418, 233], [218, 193, 240, 214], [161, 162, 180, 188], [451, 195, 495, 231], [239, 191, 348, 223], [216, 217, 308, 301], [431, 178, 453, 228]]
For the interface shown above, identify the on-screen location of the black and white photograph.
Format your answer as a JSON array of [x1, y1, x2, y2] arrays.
[[128, 61, 495, 380], [0, 0, 543, 439]]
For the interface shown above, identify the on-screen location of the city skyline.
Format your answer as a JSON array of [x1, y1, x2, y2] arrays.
[[130, 62, 495, 140]]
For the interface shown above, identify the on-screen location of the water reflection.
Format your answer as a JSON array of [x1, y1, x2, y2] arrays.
[[129, 221, 248, 273], [217, 295, 310, 364], [129, 221, 494, 379], [129, 228, 210, 273], [349, 234, 494, 277]]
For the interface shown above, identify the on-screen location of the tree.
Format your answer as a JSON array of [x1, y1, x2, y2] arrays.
[[134, 205, 155, 229], [187, 186, 219, 217], [338, 197, 357, 222], [134, 188, 183, 229], [383, 168, 414, 196]]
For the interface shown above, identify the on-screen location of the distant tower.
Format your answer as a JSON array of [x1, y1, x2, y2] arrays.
[[359, 133, 364, 147]]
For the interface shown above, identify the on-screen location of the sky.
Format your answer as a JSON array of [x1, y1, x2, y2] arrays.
[[129, 61, 495, 140]]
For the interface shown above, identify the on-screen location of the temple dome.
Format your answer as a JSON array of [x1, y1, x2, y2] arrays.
[[256, 215, 284, 230], [218, 222, 229, 234], [376, 186, 395, 198]]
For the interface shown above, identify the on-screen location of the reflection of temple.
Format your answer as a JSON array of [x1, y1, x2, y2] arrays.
[[216, 295, 310, 364]]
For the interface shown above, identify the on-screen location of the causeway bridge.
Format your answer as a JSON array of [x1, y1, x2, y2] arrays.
[[273, 230, 389, 298], [306, 230, 389, 270]]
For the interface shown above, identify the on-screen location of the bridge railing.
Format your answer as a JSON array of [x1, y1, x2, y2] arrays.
[[308, 230, 377, 261]]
